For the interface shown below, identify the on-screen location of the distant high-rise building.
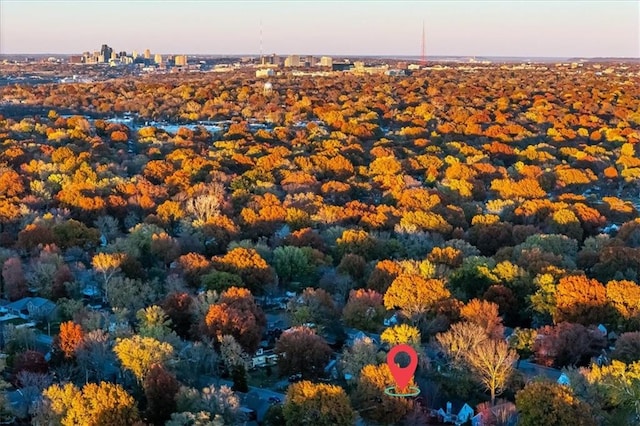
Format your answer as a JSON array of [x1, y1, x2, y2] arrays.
[[174, 55, 187, 66], [261, 54, 281, 66], [110, 51, 117, 61], [100, 44, 113, 63], [154, 54, 163, 64], [284, 55, 301, 67], [320, 56, 333, 67], [144, 49, 151, 59], [132, 50, 138, 58]]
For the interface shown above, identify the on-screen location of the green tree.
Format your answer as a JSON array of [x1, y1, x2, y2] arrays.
[[272, 245, 315, 287], [231, 365, 249, 393]]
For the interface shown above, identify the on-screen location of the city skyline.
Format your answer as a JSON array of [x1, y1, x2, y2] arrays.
[[1, 1, 639, 58]]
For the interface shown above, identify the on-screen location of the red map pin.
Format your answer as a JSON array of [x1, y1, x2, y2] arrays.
[[386, 344, 418, 390]]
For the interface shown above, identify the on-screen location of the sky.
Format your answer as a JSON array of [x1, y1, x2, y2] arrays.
[[1, 0, 638, 58]]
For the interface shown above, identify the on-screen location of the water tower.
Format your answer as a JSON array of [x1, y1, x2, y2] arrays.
[[263, 81, 273, 96]]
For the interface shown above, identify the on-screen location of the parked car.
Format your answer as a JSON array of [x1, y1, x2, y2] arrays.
[[268, 396, 281, 405], [288, 373, 302, 382]]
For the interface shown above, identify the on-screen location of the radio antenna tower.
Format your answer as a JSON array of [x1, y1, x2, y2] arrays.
[[421, 20, 426, 66], [259, 19, 263, 61]]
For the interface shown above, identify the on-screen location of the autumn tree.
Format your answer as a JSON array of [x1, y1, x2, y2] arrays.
[[171, 384, 242, 425], [219, 334, 250, 374], [287, 287, 339, 331], [136, 305, 176, 343], [533, 322, 607, 368], [203, 287, 266, 353], [283, 381, 355, 426], [466, 339, 518, 405], [515, 381, 596, 426], [383, 274, 450, 323], [577, 360, 640, 423], [353, 363, 414, 425], [114, 335, 174, 383], [611, 332, 640, 364], [162, 292, 194, 338], [275, 326, 332, 379], [340, 336, 381, 380], [212, 247, 274, 294], [380, 324, 421, 350], [14, 350, 48, 375], [41, 381, 139, 426], [144, 363, 180, 425], [342, 289, 385, 332], [176, 252, 211, 287], [606, 280, 640, 330], [2, 257, 27, 301], [554, 275, 613, 325], [57, 321, 84, 359], [460, 299, 505, 340], [436, 321, 488, 370], [367, 259, 403, 293], [91, 252, 125, 301]]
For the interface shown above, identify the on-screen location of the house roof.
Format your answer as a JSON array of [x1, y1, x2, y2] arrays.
[[6, 297, 56, 313]]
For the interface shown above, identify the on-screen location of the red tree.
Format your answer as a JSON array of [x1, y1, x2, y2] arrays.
[[275, 326, 332, 379], [143, 363, 180, 424], [203, 287, 266, 353], [2, 257, 27, 301], [162, 292, 194, 339]]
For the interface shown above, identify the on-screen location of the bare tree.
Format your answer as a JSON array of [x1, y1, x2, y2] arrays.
[[466, 339, 518, 405], [15, 371, 52, 417], [183, 183, 226, 222], [435, 321, 488, 369]]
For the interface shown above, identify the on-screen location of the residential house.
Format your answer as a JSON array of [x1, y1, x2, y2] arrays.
[[5, 297, 57, 321]]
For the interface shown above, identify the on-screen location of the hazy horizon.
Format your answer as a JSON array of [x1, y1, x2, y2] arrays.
[[1, 1, 639, 58]]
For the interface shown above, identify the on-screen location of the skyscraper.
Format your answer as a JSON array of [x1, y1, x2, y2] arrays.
[[100, 44, 113, 63], [284, 55, 301, 67], [144, 49, 151, 59], [174, 55, 187, 66], [320, 56, 333, 67]]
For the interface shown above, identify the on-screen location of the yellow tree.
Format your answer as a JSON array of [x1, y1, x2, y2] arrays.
[[436, 321, 488, 369], [91, 252, 125, 301], [42, 382, 138, 426], [283, 381, 355, 426], [113, 335, 174, 383], [353, 364, 414, 424], [380, 324, 421, 351], [383, 274, 450, 322]]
